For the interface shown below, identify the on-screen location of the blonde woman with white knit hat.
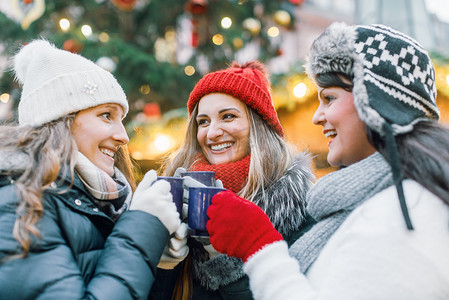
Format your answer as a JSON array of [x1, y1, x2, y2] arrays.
[[0, 40, 181, 299]]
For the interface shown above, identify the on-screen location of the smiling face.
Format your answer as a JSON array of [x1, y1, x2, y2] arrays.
[[71, 103, 129, 176], [312, 86, 376, 167], [196, 93, 250, 165]]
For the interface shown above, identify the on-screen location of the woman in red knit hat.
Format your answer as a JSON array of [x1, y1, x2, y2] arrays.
[[149, 61, 315, 300]]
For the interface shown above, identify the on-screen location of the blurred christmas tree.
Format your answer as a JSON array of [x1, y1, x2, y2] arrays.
[[0, 0, 301, 122]]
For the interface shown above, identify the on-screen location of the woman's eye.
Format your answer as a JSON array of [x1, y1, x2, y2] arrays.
[[197, 119, 209, 126], [101, 112, 111, 120], [223, 113, 236, 120], [324, 95, 336, 102]]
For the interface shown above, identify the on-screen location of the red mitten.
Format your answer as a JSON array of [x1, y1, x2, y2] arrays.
[[207, 190, 283, 262]]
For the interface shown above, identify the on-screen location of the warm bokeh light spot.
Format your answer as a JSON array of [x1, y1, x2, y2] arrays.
[[293, 82, 307, 98], [267, 26, 280, 37], [212, 34, 224, 45], [81, 25, 93, 37], [59, 18, 70, 32], [140, 84, 151, 95], [154, 135, 171, 152], [221, 17, 232, 29], [99, 32, 109, 43], [0, 93, 10, 103], [185, 65, 195, 76]]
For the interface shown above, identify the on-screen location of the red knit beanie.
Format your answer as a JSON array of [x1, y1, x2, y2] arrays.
[[187, 61, 284, 136]]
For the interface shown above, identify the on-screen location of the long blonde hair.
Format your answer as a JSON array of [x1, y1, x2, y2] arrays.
[[161, 104, 295, 201], [0, 115, 136, 258], [160, 103, 295, 300], [242, 107, 295, 201]]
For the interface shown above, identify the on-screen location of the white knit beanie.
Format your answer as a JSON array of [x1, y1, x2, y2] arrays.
[[14, 39, 128, 126]]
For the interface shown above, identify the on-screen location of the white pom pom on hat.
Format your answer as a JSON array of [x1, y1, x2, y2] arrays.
[[13, 40, 51, 85], [14, 39, 128, 126]]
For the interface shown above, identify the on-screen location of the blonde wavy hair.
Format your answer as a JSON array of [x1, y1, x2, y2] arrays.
[[0, 114, 136, 258], [161, 104, 295, 202], [160, 103, 296, 300]]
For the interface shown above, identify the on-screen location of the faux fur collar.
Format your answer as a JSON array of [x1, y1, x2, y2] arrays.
[[253, 151, 314, 238], [193, 254, 245, 291], [0, 150, 29, 174]]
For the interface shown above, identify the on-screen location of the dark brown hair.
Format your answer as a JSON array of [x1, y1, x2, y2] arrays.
[[316, 71, 449, 205]]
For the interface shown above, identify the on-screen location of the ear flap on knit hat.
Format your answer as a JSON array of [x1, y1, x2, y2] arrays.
[[14, 39, 128, 126]]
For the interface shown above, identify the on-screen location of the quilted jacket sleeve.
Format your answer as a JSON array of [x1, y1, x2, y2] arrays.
[[87, 210, 169, 299], [0, 184, 169, 300]]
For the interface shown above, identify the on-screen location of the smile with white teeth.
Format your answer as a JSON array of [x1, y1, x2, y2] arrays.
[[100, 148, 115, 158], [210, 142, 233, 151], [325, 130, 337, 138]]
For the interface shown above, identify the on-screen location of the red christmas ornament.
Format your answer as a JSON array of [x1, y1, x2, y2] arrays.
[[23, 0, 33, 4], [191, 31, 199, 48], [289, 0, 305, 5], [184, 0, 208, 15], [191, 19, 199, 47], [63, 39, 84, 54], [143, 102, 161, 118], [185, 0, 209, 48], [111, 0, 137, 11]]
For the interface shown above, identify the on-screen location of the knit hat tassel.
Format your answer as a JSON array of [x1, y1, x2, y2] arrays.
[[383, 122, 414, 230]]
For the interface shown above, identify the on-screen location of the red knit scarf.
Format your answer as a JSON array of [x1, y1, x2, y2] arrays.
[[191, 155, 250, 193]]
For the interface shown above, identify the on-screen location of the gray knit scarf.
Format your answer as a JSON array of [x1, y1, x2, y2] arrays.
[[289, 152, 393, 273]]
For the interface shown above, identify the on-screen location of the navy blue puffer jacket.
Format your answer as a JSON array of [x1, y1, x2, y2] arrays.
[[0, 173, 169, 300]]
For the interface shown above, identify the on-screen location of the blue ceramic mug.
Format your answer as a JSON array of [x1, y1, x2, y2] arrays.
[[180, 171, 216, 187], [188, 186, 226, 237], [155, 176, 184, 215]]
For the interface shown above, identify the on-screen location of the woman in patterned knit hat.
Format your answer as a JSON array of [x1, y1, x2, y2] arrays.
[[205, 23, 449, 299], [0, 40, 181, 299], [149, 61, 315, 299]]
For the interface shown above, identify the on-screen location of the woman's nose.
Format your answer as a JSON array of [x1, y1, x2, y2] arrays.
[[113, 122, 130, 145], [206, 121, 224, 140], [312, 104, 325, 126]]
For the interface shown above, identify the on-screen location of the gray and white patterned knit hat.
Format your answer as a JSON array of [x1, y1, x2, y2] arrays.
[[14, 39, 128, 126], [305, 22, 439, 137], [305, 22, 441, 230]]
